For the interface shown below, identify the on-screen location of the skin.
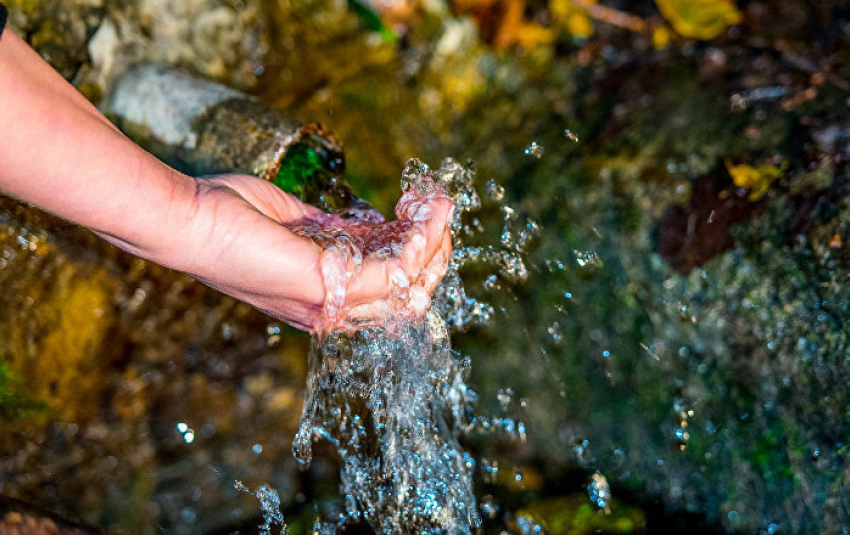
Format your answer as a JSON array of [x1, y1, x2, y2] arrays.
[[0, 29, 453, 333]]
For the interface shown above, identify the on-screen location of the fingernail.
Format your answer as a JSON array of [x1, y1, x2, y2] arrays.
[[445, 205, 456, 226]]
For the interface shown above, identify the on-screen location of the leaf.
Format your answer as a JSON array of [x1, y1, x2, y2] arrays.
[[515, 22, 556, 49], [551, 0, 595, 39], [347, 0, 398, 43], [655, 0, 742, 40], [725, 160, 785, 201], [652, 25, 673, 49]]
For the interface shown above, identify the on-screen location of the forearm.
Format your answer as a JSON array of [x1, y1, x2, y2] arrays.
[[0, 29, 453, 332], [0, 30, 197, 261]]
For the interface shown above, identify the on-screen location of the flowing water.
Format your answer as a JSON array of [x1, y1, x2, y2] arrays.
[[271, 158, 534, 534]]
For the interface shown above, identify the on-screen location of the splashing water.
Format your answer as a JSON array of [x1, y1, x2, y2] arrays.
[[235, 481, 288, 535], [282, 168, 450, 334], [587, 472, 612, 513], [293, 313, 479, 534], [524, 141, 545, 158], [250, 158, 535, 533]]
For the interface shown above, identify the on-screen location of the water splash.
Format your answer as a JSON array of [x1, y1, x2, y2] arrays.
[[282, 158, 536, 533], [235, 480, 288, 535], [430, 159, 533, 332], [587, 471, 612, 513], [293, 313, 480, 534], [516, 516, 545, 534], [524, 141, 545, 158], [282, 164, 452, 334]]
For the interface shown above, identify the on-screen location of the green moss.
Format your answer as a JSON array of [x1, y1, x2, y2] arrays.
[[515, 495, 645, 535], [0, 361, 47, 419]]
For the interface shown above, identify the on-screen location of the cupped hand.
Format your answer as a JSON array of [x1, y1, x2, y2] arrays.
[[167, 174, 453, 333]]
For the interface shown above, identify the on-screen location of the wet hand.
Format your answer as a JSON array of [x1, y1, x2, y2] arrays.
[[172, 174, 453, 333], [306, 184, 455, 333]]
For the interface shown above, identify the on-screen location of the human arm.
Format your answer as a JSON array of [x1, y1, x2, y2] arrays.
[[0, 29, 452, 332]]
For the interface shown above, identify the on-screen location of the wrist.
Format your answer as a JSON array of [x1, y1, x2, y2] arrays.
[[95, 165, 201, 272], [141, 170, 203, 272]]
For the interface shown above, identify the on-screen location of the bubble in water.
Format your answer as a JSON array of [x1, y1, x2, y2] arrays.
[[524, 141, 544, 158]]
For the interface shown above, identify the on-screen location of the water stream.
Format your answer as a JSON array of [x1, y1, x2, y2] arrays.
[[243, 158, 535, 534]]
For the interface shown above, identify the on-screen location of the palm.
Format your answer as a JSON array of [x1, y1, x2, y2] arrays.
[[183, 174, 453, 333]]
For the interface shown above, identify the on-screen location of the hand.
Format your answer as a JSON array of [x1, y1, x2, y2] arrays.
[[0, 30, 453, 333], [164, 174, 453, 333]]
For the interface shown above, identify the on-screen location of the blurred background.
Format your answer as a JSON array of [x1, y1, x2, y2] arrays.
[[0, 0, 848, 534]]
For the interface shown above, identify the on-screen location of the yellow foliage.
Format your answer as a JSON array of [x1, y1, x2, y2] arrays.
[[652, 25, 673, 49], [515, 22, 556, 49], [439, 57, 485, 115], [551, 0, 595, 39], [725, 160, 785, 201], [655, 0, 742, 40]]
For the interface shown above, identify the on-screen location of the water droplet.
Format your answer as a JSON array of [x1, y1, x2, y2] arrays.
[[497, 388, 514, 409], [479, 494, 500, 519], [587, 472, 611, 511], [180, 507, 197, 524], [548, 322, 563, 343], [235, 481, 288, 535], [524, 141, 544, 158], [485, 179, 505, 202]]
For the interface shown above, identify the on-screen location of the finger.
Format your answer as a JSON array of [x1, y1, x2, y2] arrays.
[[418, 197, 454, 267], [418, 229, 453, 295], [344, 257, 403, 307], [399, 226, 427, 277], [212, 174, 327, 223], [398, 197, 452, 277], [344, 298, 392, 327]]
